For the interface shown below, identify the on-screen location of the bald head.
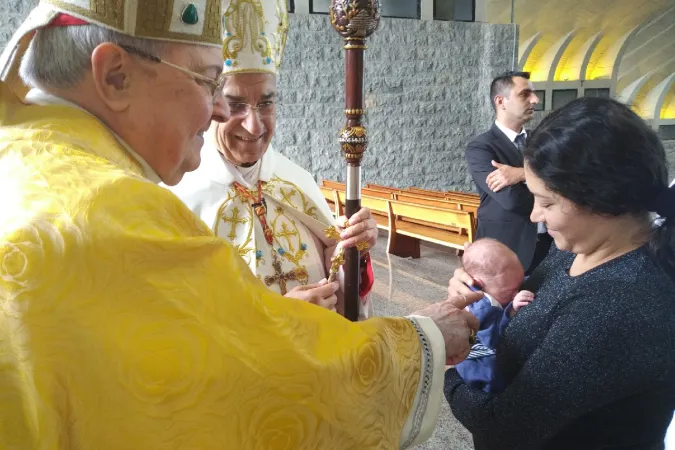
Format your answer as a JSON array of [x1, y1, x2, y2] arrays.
[[462, 239, 524, 305]]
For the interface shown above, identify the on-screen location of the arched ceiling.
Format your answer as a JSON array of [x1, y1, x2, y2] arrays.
[[479, 0, 675, 121]]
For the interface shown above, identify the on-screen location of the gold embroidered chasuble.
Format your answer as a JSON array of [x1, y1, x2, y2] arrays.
[[169, 137, 373, 317], [0, 90, 446, 448]]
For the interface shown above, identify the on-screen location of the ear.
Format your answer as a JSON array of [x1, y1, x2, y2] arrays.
[[473, 277, 485, 290], [495, 94, 508, 110], [90, 43, 133, 112]]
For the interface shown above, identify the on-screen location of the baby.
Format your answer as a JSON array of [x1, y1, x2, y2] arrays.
[[454, 238, 535, 393]]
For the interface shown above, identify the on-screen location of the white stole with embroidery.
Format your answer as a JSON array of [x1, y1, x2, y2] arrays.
[[168, 141, 372, 318]]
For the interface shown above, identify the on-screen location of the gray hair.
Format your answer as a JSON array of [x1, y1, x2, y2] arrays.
[[19, 25, 166, 90]]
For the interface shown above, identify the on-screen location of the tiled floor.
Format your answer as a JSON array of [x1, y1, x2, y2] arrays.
[[368, 233, 473, 450]]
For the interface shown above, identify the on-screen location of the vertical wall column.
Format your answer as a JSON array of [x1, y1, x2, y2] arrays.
[[295, 0, 309, 14], [420, 0, 433, 20]]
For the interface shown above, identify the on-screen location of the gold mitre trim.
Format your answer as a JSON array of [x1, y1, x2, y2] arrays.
[[221, 0, 289, 76], [0, 1, 223, 102]]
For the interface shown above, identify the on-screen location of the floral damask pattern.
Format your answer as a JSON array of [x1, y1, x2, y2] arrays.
[[0, 106, 424, 448]]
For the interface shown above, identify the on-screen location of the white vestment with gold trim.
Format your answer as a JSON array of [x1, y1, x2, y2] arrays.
[[168, 139, 372, 319]]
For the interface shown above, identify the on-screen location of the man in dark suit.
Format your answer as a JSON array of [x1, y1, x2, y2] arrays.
[[465, 71, 552, 273]]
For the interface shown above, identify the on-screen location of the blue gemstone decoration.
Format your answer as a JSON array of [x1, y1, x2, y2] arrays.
[[264, 57, 271, 65], [277, 248, 286, 255], [256, 250, 263, 259], [226, 32, 231, 37], [225, 59, 233, 66], [300, 243, 307, 251], [261, 32, 265, 36]]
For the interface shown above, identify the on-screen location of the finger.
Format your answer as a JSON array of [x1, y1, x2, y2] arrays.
[[463, 309, 480, 332], [491, 160, 503, 168], [488, 175, 504, 190], [447, 291, 484, 311], [447, 345, 471, 366], [320, 294, 338, 310], [300, 279, 328, 291], [341, 230, 377, 249], [314, 280, 339, 297], [486, 172, 499, 185], [341, 227, 377, 248], [492, 182, 504, 193], [340, 219, 374, 240], [295, 281, 322, 291], [345, 207, 372, 226], [335, 215, 348, 230], [446, 291, 485, 309], [454, 267, 477, 286]]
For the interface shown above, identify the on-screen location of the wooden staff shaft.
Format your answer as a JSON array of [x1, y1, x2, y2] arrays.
[[330, 0, 380, 322], [342, 45, 365, 322]]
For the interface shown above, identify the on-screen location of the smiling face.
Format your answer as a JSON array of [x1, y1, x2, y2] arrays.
[[215, 73, 277, 166], [526, 163, 609, 255]]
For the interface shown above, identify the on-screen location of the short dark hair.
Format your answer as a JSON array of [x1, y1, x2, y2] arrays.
[[524, 97, 675, 280], [490, 71, 531, 111]]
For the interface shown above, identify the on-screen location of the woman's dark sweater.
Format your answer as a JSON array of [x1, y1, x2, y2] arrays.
[[444, 245, 675, 450]]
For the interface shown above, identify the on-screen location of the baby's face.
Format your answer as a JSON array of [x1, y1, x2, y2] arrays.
[[462, 240, 525, 305], [478, 248, 524, 305], [483, 266, 524, 306]]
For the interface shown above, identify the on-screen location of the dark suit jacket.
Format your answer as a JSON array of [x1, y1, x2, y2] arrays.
[[465, 124, 537, 270]]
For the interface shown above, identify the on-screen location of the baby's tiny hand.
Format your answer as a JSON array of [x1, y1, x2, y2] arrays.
[[512, 290, 535, 313]]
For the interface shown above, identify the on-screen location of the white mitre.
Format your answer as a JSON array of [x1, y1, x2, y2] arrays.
[[221, 0, 289, 75]]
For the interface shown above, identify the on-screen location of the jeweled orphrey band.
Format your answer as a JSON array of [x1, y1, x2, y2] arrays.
[[329, 0, 381, 321]]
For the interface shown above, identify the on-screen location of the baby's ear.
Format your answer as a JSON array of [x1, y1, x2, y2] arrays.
[[473, 278, 485, 289]]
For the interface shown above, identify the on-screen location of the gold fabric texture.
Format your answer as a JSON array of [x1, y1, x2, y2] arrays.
[[0, 102, 423, 449], [43, 0, 222, 45], [46, 0, 126, 29]]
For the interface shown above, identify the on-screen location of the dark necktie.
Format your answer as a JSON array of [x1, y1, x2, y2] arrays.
[[514, 133, 526, 151]]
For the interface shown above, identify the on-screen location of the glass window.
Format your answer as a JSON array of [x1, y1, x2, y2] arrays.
[[382, 0, 420, 18], [434, 0, 454, 21], [584, 88, 610, 98], [434, 0, 475, 21], [658, 125, 675, 140], [310, 0, 329, 14], [552, 89, 578, 110], [534, 90, 546, 111], [312, 0, 419, 18]]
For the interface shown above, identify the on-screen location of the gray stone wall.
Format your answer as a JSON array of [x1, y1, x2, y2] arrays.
[[275, 15, 517, 192], [664, 140, 675, 182], [0, 0, 38, 47], [4, 6, 672, 187]]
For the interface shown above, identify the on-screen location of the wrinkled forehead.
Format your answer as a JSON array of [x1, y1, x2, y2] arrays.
[[222, 73, 278, 98]]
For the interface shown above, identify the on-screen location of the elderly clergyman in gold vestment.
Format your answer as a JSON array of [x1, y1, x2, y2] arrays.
[[0, 1, 480, 448]]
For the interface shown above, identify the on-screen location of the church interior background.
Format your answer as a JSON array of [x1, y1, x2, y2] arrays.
[[3, 0, 674, 448]]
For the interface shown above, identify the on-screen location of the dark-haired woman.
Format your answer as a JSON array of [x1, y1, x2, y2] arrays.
[[445, 97, 675, 449]]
